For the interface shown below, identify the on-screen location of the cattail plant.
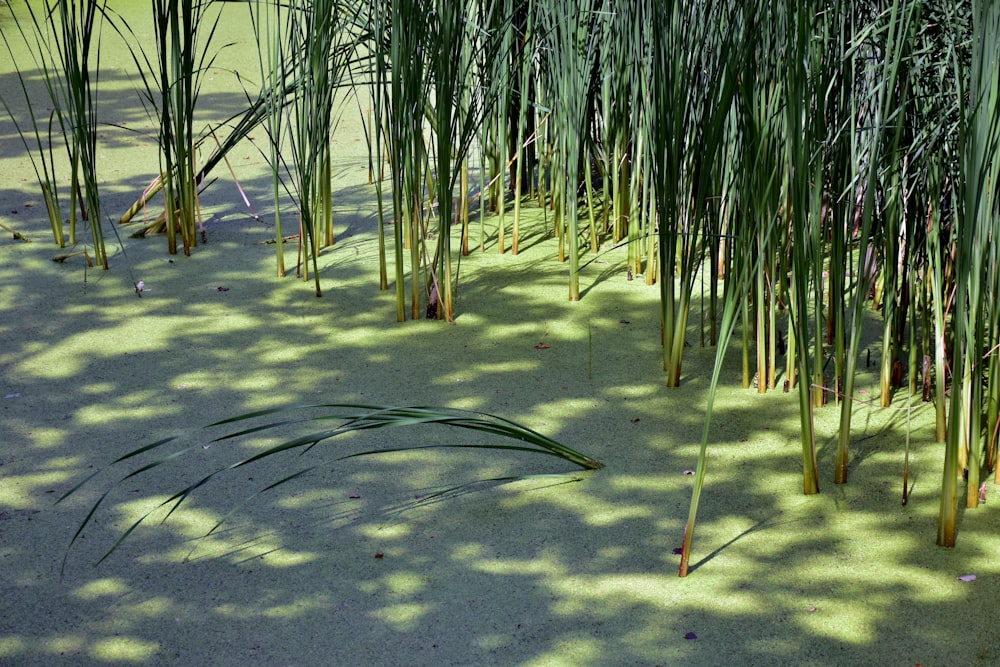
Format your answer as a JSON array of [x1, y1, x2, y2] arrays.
[[679, 0, 999, 570], [508, 0, 537, 257], [371, 0, 511, 319]]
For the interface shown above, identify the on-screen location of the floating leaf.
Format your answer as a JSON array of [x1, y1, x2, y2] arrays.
[[534, 342, 551, 350]]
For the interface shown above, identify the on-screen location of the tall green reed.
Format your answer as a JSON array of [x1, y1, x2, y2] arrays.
[[427, 0, 507, 320], [249, 0, 291, 277], [0, 22, 66, 246], [371, 0, 510, 319], [678, 109, 763, 575], [647, 0, 739, 387], [382, 0, 431, 320], [367, 0, 390, 289], [679, 0, 992, 568], [535, 0, 605, 301], [106, 0, 226, 255], [282, 0, 361, 295], [833, 0, 920, 485], [939, 0, 1000, 542], [54, 0, 106, 267], [0, 0, 107, 266], [509, 0, 537, 257]]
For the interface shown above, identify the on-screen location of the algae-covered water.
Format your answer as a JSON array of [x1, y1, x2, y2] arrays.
[[1, 3, 998, 666]]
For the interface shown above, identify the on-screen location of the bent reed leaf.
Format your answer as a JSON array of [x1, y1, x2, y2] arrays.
[[58, 403, 602, 569]]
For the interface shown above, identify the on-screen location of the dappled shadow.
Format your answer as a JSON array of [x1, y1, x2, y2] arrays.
[[3, 168, 994, 665], [2, 5, 999, 667]]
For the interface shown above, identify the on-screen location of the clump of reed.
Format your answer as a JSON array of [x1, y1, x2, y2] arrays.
[[456, 0, 1000, 571], [0, 0, 107, 266], [106, 0, 229, 256], [6, 0, 999, 572]]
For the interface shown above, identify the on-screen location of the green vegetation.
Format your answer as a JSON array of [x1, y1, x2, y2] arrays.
[[3, 0, 999, 575]]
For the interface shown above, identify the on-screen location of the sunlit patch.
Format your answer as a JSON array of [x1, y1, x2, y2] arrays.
[[242, 393, 300, 411], [256, 550, 318, 568], [73, 578, 130, 600], [450, 542, 485, 561], [368, 603, 432, 632], [603, 383, 663, 399], [16, 348, 85, 379], [0, 636, 28, 658], [521, 638, 601, 666], [44, 635, 86, 656], [798, 604, 877, 644], [76, 402, 171, 425], [213, 594, 331, 620], [379, 572, 427, 596], [183, 305, 262, 331], [581, 505, 653, 526], [81, 382, 117, 395], [457, 547, 567, 578], [257, 594, 332, 618], [168, 370, 214, 390], [454, 313, 484, 325], [114, 496, 212, 534], [255, 341, 319, 364], [548, 574, 690, 616], [276, 489, 344, 509], [0, 471, 75, 508], [89, 636, 160, 662], [23, 426, 68, 449], [359, 523, 411, 540], [0, 285, 20, 312], [611, 474, 686, 492], [469, 359, 539, 376]]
